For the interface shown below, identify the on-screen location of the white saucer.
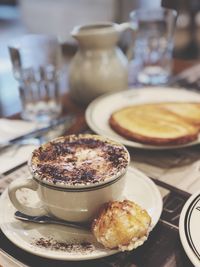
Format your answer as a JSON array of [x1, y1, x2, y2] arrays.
[[179, 191, 200, 267], [86, 87, 200, 150], [0, 167, 162, 261]]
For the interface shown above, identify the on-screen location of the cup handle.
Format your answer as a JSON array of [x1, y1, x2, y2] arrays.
[[8, 178, 47, 216]]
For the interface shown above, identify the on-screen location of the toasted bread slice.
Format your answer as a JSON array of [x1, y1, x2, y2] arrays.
[[109, 104, 199, 146], [158, 102, 200, 127]]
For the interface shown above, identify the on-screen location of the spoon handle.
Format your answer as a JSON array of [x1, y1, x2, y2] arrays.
[[14, 211, 90, 230]]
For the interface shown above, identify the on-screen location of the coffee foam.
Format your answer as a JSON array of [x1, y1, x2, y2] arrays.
[[30, 134, 129, 186]]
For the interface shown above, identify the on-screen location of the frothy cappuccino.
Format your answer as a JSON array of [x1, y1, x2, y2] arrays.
[[30, 134, 129, 187]]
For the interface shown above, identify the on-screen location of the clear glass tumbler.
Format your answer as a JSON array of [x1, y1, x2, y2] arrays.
[[129, 8, 177, 85], [8, 34, 62, 123]]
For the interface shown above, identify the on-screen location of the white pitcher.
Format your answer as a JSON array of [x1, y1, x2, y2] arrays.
[[68, 22, 129, 105]]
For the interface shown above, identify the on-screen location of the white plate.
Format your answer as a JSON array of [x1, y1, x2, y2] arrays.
[[179, 191, 200, 267], [0, 167, 162, 261], [86, 87, 200, 150]]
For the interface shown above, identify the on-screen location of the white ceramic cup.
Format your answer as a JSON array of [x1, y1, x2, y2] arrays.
[[8, 134, 130, 222]]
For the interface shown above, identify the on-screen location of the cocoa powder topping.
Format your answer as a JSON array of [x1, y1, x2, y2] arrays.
[[31, 135, 129, 186]]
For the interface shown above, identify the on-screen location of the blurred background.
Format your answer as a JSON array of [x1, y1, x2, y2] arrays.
[[0, 0, 199, 117]]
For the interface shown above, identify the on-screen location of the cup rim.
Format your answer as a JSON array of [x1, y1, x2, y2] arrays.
[[28, 134, 130, 190]]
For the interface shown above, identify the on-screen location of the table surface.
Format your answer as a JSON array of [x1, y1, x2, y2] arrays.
[[0, 56, 200, 267]]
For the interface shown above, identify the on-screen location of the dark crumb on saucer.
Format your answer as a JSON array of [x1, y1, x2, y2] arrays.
[[32, 237, 95, 253]]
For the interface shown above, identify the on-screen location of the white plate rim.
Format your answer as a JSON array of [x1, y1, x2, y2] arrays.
[[179, 191, 200, 267], [0, 167, 162, 261], [85, 87, 200, 150]]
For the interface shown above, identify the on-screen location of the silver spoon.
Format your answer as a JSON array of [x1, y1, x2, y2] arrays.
[[14, 211, 90, 231]]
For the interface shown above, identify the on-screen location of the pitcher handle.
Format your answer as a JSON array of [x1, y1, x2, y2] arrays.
[[119, 22, 136, 61]]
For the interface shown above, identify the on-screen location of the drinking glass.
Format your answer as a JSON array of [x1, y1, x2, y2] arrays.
[[129, 7, 177, 85], [8, 34, 62, 123]]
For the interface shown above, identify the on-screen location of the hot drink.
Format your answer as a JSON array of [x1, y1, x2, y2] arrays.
[[8, 134, 130, 222], [30, 134, 129, 187]]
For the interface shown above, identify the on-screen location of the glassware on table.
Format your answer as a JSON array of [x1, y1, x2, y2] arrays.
[[8, 34, 62, 124], [173, 0, 200, 59], [129, 7, 177, 85]]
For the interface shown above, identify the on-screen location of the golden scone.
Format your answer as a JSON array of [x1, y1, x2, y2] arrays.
[[109, 103, 199, 146], [92, 200, 151, 251]]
